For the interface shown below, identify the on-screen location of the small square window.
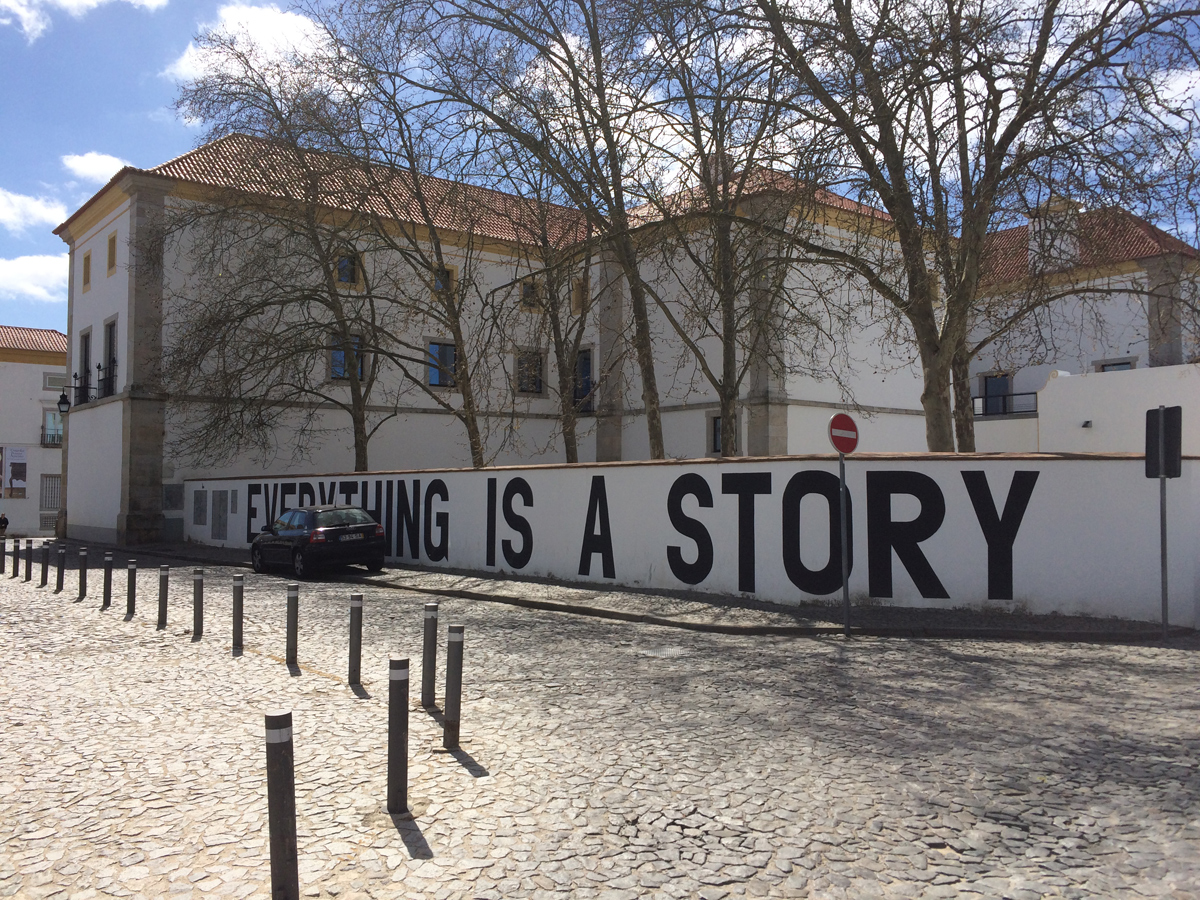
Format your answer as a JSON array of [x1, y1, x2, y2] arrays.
[[711, 416, 723, 454], [428, 341, 457, 388], [107, 232, 118, 275], [573, 348, 594, 413], [330, 334, 364, 380], [515, 349, 544, 395], [82, 251, 91, 291], [571, 276, 589, 316], [336, 253, 360, 285], [432, 265, 455, 294], [519, 278, 541, 312], [42, 372, 66, 391]]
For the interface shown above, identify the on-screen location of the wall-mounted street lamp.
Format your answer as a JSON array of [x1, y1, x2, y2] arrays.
[[57, 391, 70, 415]]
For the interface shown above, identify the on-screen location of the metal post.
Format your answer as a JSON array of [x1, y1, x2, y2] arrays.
[[387, 657, 409, 813], [232, 574, 244, 655], [443, 625, 464, 749], [421, 602, 438, 708], [840, 452, 850, 636], [286, 584, 298, 666], [102, 552, 113, 608], [77, 548, 87, 600], [264, 710, 300, 900], [157, 565, 169, 629], [39, 542, 49, 587], [348, 594, 363, 685], [55, 546, 64, 593], [126, 560, 136, 617], [10, 538, 18, 578], [24, 539, 32, 582], [1, 537, 5, 574], [1159, 404, 1169, 641], [193, 568, 204, 640]]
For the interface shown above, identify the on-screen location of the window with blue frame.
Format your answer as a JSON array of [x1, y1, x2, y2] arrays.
[[573, 348, 593, 413], [336, 253, 360, 285], [429, 341, 457, 388], [330, 335, 364, 380]]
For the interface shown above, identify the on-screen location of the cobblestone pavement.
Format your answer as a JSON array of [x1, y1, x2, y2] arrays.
[[1, 556, 1198, 899]]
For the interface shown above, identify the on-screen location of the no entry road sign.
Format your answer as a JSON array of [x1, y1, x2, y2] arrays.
[[828, 413, 859, 455]]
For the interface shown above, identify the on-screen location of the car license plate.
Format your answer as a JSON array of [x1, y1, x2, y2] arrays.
[[339, 533, 364, 541]]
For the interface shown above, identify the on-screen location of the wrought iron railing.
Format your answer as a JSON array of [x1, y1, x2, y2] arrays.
[[73, 376, 93, 407], [98, 361, 117, 399], [972, 392, 1038, 417], [40, 427, 63, 448]]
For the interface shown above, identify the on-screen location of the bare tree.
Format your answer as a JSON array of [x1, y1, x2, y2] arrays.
[[754, 0, 1200, 450]]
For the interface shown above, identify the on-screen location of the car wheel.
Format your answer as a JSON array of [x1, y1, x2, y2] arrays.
[[367, 555, 385, 573], [292, 550, 308, 580], [251, 545, 265, 574]]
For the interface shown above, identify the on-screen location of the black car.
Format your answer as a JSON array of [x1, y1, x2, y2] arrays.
[[251, 505, 387, 579]]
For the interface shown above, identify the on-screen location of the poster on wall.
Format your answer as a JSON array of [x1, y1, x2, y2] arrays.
[[5, 447, 27, 498]]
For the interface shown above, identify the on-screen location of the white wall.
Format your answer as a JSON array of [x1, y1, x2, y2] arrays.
[[0, 359, 65, 537], [184, 454, 1200, 626], [64, 399, 125, 542]]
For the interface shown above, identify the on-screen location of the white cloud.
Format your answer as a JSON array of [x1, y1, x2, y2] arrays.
[[62, 151, 131, 184], [0, 187, 66, 236], [0, 253, 69, 303], [0, 0, 167, 42], [165, 4, 325, 82]]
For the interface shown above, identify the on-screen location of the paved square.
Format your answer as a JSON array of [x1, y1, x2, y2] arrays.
[[1, 557, 1198, 899]]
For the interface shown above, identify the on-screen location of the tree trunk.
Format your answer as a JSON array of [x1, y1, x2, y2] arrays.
[[352, 412, 369, 471], [952, 345, 976, 453], [919, 357, 957, 452], [614, 234, 665, 459]]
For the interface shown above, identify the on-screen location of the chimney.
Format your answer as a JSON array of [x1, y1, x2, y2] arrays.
[[1028, 196, 1084, 275]]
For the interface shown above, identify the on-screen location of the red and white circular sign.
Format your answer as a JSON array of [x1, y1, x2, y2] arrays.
[[828, 413, 859, 454]]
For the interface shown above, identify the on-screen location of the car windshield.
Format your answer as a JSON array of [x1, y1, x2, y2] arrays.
[[315, 508, 375, 528]]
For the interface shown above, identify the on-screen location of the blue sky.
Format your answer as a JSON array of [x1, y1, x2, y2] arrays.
[[0, 0, 314, 332]]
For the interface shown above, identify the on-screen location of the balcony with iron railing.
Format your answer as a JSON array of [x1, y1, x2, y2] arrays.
[[972, 392, 1038, 417], [73, 373, 93, 407], [40, 426, 63, 448], [98, 360, 117, 399]]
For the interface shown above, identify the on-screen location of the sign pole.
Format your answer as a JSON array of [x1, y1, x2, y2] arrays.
[[1159, 404, 1168, 641], [839, 450, 850, 636]]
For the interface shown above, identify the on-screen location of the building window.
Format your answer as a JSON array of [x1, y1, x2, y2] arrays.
[[1097, 359, 1135, 372], [42, 410, 63, 447], [163, 484, 184, 511], [39, 475, 61, 511], [432, 265, 455, 295], [571, 276, 588, 316], [82, 251, 91, 292], [336, 253, 361, 286], [982, 373, 1010, 416], [519, 277, 541, 312], [428, 341, 457, 388], [193, 490, 208, 527], [515, 349, 544, 395], [573, 348, 594, 413], [99, 319, 118, 398], [42, 372, 66, 392], [711, 415, 723, 454], [107, 232, 118, 275], [330, 334, 364, 380], [75, 331, 92, 405]]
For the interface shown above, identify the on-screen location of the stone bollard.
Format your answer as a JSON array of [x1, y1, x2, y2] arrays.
[[232, 574, 244, 655], [421, 602, 439, 708], [157, 565, 169, 629], [77, 548, 88, 600], [348, 594, 363, 686], [39, 542, 49, 587], [286, 584, 298, 667], [55, 546, 65, 593], [443, 625, 464, 749], [264, 710, 300, 900], [387, 657, 409, 813], [24, 539, 32, 582], [102, 552, 113, 608], [126, 560, 136, 617], [193, 569, 204, 640]]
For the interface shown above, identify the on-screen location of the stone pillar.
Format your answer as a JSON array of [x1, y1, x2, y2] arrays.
[[1145, 254, 1184, 368]]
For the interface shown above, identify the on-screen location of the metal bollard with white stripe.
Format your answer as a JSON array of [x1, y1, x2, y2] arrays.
[[388, 657, 409, 813], [348, 595, 363, 686], [39, 542, 49, 587], [264, 710, 300, 900], [286, 584, 299, 666], [157, 565, 169, 629], [421, 602, 438, 708], [193, 568, 204, 639], [24, 539, 32, 582], [55, 546, 64, 593], [77, 548, 88, 600], [102, 552, 113, 608], [232, 574, 243, 655], [126, 560, 136, 617], [443, 625, 464, 749]]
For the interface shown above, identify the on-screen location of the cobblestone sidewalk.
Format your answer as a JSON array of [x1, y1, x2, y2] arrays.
[[1, 559, 1198, 899]]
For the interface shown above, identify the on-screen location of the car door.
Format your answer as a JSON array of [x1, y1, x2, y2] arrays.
[[265, 510, 298, 563]]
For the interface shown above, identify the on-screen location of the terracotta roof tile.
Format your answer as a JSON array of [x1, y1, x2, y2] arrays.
[[0, 326, 68, 355], [979, 208, 1199, 287]]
